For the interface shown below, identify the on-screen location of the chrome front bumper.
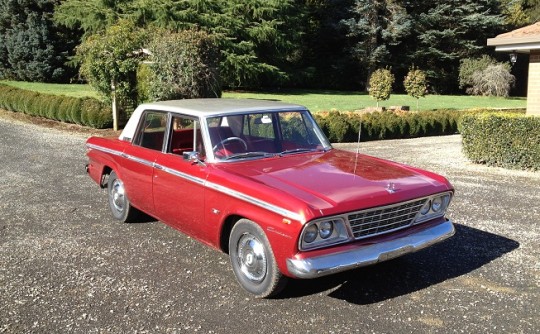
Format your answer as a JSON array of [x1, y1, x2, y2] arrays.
[[286, 220, 455, 279]]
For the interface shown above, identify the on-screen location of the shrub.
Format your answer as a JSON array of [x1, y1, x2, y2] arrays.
[[469, 64, 515, 97], [82, 98, 113, 129], [147, 29, 221, 100], [459, 56, 514, 97], [461, 112, 540, 170], [459, 55, 497, 90]]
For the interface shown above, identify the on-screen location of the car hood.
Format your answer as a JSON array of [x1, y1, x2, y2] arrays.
[[216, 149, 452, 216]]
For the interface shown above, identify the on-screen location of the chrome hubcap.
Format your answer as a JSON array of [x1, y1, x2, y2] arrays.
[[111, 179, 125, 212], [237, 233, 267, 283]]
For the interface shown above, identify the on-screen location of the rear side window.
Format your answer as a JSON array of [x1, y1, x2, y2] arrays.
[[168, 115, 205, 157], [134, 111, 167, 151]]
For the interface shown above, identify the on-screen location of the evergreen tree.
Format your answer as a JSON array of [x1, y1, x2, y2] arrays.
[[409, 0, 502, 93], [342, 0, 411, 89], [0, 0, 78, 82], [298, 0, 357, 89], [523, 0, 540, 22]]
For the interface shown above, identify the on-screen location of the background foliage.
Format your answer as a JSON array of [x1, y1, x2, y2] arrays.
[[0, 0, 536, 94]]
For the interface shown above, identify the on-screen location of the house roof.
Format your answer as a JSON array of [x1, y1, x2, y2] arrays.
[[487, 22, 540, 53]]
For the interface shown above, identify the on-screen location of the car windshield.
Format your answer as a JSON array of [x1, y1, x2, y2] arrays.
[[206, 110, 331, 161]]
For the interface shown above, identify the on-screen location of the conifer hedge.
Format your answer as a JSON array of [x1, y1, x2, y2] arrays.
[[313, 109, 465, 143], [461, 112, 540, 170], [0, 84, 112, 129]]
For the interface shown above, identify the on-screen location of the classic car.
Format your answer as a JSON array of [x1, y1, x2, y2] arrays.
[[85, 98, 455, 297]]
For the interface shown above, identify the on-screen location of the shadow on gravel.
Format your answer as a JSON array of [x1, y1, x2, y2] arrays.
[[279, 224, 519, 303]]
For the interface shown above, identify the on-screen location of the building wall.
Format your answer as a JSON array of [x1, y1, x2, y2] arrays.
[[527, 50, 540, 116]]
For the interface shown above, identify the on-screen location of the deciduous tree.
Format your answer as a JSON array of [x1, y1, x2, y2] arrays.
[[368, 68, 394, 107], [403, 66, 427, 110]]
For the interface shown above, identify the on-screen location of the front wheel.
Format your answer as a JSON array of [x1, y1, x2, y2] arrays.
[[229, 219, 287, 298], [107, 171, 141, 223]]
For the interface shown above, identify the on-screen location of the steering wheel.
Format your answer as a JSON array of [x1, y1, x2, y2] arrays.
[[212, 137, 248, 153]]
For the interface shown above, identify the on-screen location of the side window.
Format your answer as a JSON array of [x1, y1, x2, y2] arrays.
[[168, 115, 205, 157], [135, 111, 167, 151]]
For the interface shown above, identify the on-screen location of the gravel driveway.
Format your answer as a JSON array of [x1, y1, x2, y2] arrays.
[[0, 113, 538, 333]]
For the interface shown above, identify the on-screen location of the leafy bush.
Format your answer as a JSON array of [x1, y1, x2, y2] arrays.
[[459, 56, 514, 96], [76, 20, 147, 114], [469, 64, 515, 97], [459, 55, 497, 90], [0, 83, 112, 128], [461, 112, 540, 170], [368, 68, 394, 107], [146, 29, 221, 101]]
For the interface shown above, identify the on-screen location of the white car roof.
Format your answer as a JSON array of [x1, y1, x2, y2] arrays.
[[120, 98, 307, 140]]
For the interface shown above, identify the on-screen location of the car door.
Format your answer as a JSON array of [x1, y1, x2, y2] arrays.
[[120, 110, 168, 215], [152, 114, 208, 239]]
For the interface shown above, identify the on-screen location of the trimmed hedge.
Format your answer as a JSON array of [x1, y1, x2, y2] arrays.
[[461, 112, 540, 170], [0, 84, 112, 129], [314, 109, 465, 143]]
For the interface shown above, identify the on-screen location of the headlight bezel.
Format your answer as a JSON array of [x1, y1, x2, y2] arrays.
[[299, 218, 350, 251], [413, 192, 452, 224]]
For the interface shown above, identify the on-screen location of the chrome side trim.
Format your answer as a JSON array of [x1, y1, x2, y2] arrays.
[[86, 143, 123, 157], [155, 164, 206, 186], [87, 144, 302, 221], [205, 182, 304, 222], [286, 220, 455, 279]]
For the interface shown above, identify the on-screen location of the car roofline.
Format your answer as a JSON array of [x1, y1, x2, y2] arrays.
[[139, 98, 306, 117], [119, 98, 308, 141]]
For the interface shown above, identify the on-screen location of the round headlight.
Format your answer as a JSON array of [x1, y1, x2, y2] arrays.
[[432, 197, 443, 212], [303, 224, 318, 243], [420, 200, 431, 215], [319, 221, 334, 239]]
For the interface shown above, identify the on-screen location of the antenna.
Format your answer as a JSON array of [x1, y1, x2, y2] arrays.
[[353, 120, 362, 174]]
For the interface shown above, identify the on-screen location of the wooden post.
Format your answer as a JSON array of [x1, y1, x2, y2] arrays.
[[111, 79, 118, 131]]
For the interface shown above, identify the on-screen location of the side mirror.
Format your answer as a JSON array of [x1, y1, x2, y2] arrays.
[[183, 151, 205, 166]]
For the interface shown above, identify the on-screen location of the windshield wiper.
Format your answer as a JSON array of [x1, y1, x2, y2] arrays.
[[279, 148, 320, 156], [224, 151, 276, 160]]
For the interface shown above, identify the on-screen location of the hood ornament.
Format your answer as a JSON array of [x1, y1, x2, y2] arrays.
[[385, 182, 400, 194]]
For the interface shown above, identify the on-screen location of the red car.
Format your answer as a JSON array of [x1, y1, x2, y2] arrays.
[[85, 99, 454, 297]]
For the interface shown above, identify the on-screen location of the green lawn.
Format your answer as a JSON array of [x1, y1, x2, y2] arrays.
[[223, 90, 526, 111], [1, 80, 100, 99], [1, 80, 526, 112]]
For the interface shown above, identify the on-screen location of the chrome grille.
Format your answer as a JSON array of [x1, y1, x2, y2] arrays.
[[348, 199, 427, 239]]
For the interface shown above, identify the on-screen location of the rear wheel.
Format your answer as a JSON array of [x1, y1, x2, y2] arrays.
[[229, 219, 287, 298], [107, 171, 141, 223]]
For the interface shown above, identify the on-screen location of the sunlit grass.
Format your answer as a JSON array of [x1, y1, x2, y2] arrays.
[[1, 80, 526, 112], [1, 80, 99, 99], [223, 90, 526, 112]]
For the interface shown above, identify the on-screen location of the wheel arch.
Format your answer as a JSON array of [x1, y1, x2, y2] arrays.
[[219, 214, 244, 254], [99, 165, 114, 188]]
